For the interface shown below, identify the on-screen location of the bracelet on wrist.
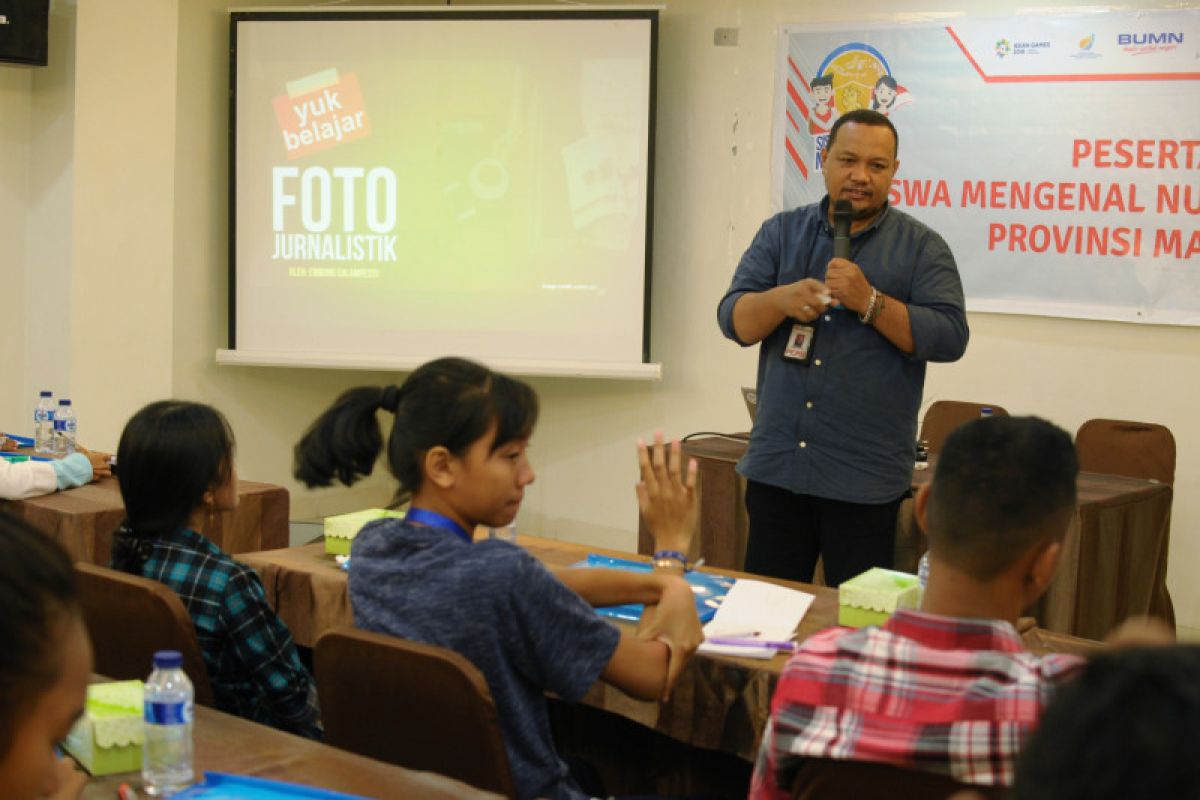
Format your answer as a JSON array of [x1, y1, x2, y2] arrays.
[[859, 287, 884, 325], [652, 549, 689, 571], [858, 287, 878, 324]]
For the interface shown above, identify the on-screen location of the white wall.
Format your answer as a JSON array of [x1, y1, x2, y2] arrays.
[[0, 62, 31, 430], [25, 0, 77, 416], [5, 0, 1197, 633]]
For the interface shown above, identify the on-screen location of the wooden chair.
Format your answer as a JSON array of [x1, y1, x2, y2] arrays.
[[1075, 418, 1177, 626], [74, 562, 215, 706], [1075, 419, 1176, 485], [314, 627, 515, 798], [919, 400, 1009, 454], [790, 757, 1006, 799]]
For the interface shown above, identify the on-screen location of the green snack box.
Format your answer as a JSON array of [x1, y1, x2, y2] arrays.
[[323, 508, 406, 556], [838, 567, 923, 628], [62, 680, 144, 776]]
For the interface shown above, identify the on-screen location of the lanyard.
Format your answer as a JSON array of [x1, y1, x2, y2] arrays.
[[405, 507, 473, 544]]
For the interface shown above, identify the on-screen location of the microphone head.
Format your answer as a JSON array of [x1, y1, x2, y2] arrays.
[[833, 198, 853, 222], [831, 198, 853, 259]]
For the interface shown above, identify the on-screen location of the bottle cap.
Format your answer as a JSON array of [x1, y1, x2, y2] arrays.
[[59, 399, 72, 406], [153, 650, 183, 669], [40, 390, 51, 397]]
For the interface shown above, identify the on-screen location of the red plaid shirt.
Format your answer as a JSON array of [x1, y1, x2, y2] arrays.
[[749, 610, 1084, 797]]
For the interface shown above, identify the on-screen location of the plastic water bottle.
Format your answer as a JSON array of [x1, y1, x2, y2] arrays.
[[917, 552, 930, 589], [53, 399, 76, 455], [980, 407, 994, 418], [488, 520, 518, 544], [143, 650, 194, 796], [34, 391, 55, 453]]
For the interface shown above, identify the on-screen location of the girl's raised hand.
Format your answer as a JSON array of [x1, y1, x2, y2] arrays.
[[635, 432, 698, 556]]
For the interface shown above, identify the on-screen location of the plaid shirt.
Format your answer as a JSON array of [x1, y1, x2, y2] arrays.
[[138, 527, 321, 739], [750, 609, 1084, 797]]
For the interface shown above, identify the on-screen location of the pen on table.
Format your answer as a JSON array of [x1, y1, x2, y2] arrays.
[[707, 636, 795, 651]]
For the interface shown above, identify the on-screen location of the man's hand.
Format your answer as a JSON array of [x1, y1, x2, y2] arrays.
[[773, 278, 832, 323], [637, 577, 703, 700], [635, 432, 697, 556], [825, 257, 873, 314], [76, 445, 113, 481]]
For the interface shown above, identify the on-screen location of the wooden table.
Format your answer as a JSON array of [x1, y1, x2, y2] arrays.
[[237, 537, 1100, 764], [639, 436, 1174, 641], [1, 476, 289, 565], [82, 698, 499, 799]]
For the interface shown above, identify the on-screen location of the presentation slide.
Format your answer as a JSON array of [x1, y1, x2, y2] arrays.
[[229, 12, 657, 375]]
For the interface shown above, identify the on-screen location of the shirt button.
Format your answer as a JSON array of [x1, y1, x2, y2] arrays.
[[806, 401, 813, 409], [824, 315, 832, 322], [799, 441, 807, 448], [814, 358, 823, 366]]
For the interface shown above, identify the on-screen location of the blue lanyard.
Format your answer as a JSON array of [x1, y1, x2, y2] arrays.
[[405, 507, 472, 544]]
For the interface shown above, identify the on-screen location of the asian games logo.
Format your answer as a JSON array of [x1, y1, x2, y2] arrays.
[[995, 38, 1012, 58], [1071, 33, 1102, 60]]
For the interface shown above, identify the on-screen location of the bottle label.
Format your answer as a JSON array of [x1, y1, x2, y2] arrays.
[[54, 419, 66, 432], [144, 700, 194, 725]]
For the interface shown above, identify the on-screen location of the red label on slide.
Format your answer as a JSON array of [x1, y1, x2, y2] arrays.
[[273, 71, 371, 160]]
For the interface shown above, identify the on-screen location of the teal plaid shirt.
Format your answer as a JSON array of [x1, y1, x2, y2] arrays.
[[136, 527, 321, 739]]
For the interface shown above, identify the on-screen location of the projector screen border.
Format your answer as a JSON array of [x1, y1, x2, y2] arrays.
[[215, 349, 662, 381]]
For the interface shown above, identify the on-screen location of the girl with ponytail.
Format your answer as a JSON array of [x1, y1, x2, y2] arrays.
[[295, 357, 702, 800]]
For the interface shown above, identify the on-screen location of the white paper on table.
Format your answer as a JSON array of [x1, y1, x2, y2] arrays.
[[697, 578, 815, 658]]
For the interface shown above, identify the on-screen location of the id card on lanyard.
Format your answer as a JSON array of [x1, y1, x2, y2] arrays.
[[782, 323, 815, 363], [782, 225, 861, 365]]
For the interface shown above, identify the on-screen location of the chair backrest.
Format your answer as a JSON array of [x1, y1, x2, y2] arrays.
[[919, 400, 1010, 453], [74, 562, 215, 706], [790, 757, 1006, 799], [1075, 419, 1176, 485], [314, 626, 515, 798]]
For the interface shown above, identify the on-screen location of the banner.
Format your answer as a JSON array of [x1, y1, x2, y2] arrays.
[[773, 10, 1200, 325]]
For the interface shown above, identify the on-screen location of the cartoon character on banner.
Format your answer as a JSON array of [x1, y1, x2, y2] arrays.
[[806, 42, 914, 173]]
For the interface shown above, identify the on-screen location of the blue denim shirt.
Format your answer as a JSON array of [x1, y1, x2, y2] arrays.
[[717, 198, 968, 503]]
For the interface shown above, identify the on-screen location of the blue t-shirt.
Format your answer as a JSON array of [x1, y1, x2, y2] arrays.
[[350, 519, 621, 800], [717, 197, 968, 503]]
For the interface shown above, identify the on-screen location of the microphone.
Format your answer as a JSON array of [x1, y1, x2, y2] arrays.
[[832, 199, 852, 260]]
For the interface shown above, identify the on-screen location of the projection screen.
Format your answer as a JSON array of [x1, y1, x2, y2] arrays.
[[221, 9, 660, 379]]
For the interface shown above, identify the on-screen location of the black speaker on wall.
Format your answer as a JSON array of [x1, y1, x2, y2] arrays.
[[0, 0, 49, 66]]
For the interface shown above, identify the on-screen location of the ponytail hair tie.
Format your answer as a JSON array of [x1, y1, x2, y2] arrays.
[[379, 385, 402, 413]]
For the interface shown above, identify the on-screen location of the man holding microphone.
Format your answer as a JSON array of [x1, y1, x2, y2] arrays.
[[717, 109, 968, 586]]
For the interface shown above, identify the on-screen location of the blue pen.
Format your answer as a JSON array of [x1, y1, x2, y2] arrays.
[[708, 636, 795, 651]]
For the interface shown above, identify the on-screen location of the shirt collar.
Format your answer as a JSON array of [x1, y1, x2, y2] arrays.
[[883, 608, 1026, 654], [162, 526, 223, 555], [818, 194, 892, 239]]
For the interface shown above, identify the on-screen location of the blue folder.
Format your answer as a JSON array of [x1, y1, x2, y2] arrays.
[[579, 553, 733, 623], [173, 772, 370, 799]]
